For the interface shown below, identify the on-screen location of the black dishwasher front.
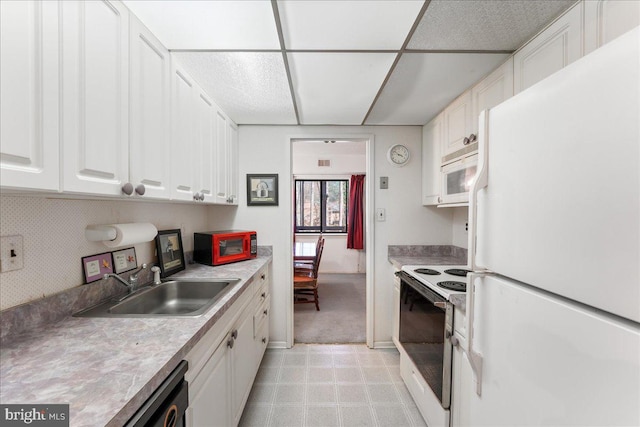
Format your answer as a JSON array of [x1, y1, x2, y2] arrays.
[[125, 360, 189, 427]]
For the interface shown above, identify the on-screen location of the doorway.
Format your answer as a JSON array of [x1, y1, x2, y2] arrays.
[[288, 136, 374, 347]]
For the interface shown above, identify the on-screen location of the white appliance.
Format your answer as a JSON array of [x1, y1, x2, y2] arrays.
[[401, 265, 469, 300], [465, 27, 640, 426]]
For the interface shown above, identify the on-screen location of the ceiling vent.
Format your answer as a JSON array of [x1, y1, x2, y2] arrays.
[[318, 159, 331, 167]]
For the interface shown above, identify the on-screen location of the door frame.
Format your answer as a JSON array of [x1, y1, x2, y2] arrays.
[[286, 134, 375, 348]]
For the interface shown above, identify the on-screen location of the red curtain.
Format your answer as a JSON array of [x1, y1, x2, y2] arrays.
[[347, 175, 365, 249]]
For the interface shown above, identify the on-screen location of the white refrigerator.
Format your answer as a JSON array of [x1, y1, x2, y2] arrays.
[[465, 27, 640, 426]]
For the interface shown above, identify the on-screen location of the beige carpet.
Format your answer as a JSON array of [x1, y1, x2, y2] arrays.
[[294, 273, 366, 344]]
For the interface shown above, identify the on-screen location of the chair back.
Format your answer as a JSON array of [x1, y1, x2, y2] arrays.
[[311, 238, 325, 278]]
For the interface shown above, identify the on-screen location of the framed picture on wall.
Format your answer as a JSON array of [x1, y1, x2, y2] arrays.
[[155, 229, 186, 278], [247, 174, 279, 206], [82, 252, 114, 284]]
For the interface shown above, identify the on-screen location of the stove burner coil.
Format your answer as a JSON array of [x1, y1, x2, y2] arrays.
[[444, 268, 471, 277], [437, 281, 467, 291], [414, 268, 441, 275]]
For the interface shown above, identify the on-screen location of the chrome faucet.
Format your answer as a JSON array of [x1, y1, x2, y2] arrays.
[[103, 263, 147, 294]]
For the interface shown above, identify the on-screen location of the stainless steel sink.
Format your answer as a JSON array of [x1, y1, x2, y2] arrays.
[[74, 278, 240, 318]]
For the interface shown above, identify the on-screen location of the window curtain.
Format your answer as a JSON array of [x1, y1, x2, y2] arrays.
[[347, 175, 365, 249]]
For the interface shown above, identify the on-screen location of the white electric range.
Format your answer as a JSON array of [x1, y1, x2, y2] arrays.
[[400, 265, 469, 300]]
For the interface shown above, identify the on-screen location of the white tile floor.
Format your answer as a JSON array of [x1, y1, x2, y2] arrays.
[[240, 344, 427, 427]]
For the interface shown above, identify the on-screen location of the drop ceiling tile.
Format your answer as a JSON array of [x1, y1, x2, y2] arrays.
[[278, 0, 425, 50], [408, 0, 576, 51], [287, 52, 396, 125], [365, 53, 510, 125], [122, 1, 279, 49], [173, 52, 296, 124]]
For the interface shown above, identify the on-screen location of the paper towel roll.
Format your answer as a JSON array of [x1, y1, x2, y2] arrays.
[[102, 223, 158, 248]]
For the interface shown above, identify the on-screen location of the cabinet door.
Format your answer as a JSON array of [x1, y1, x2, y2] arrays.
[[443, 91, 472, 158], [214, 110, 229, 203], [61, 0, 129, 196], [227, 122, 239, 205], [187, 337, 231, 427], [450, 342, 473, 427], [584, 0, 640, 55], [129, 16, 171, 199], [170, 61, 196, 201], [471, 57, 513, 135], [513, 2, 583, 94], [196, 91, 215, 203], [1, 0, 60, 192], [232, 309, 257, 425], [392, 276, 400, 346], [422, 113, 443, 206]]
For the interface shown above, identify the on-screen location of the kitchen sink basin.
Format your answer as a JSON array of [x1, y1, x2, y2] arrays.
[[74, 278, 240, 318]]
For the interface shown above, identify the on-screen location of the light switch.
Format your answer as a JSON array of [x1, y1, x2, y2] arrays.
[[1, 235, 24, 272], [380, 177, 389, 189], [376, 208, 386, 221]]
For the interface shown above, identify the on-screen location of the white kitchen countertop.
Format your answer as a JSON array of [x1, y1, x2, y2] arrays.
[[0, 252, 272, 427]]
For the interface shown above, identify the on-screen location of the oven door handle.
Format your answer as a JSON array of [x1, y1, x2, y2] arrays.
[[395, 271, 447, 306], [433, 301, 447, 309]]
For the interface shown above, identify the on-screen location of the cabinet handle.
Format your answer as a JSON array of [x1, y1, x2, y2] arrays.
[[463, 136, 470, 145], [262, 337, 267, 344], [437, 196, 442, 203], [231, 329, 238, 339], [263, 309, 268, 315], [227, 338, 234, 349], [122, 183, 134, 195], [261, 274, 266, 280], [261, 292, 266, 299], [469, 133, 477, 143], [199, 193, 205, 201], [135, 184, 145, 196]]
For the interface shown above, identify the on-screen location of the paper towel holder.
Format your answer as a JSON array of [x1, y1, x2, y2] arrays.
[[85, 225, 118, 242], [85, 223, 158, 246]]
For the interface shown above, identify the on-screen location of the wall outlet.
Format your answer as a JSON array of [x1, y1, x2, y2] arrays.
[[0, 235, 24, 273], [376, 208, 386, 222]]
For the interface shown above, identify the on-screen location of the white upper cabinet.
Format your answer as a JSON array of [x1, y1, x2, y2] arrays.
[[196, 90, 216, 203], [129, 15, 171, 199], [61, 0, 130, 196], [584, 0, 640, 55], [0, 0, 60, 192], [513, 2, 583, 94], [227, 122, 239, 205], [442, 91, 473, 160], [471, 57, 514, 134], [214, 111, 229, 204], [422, 113, 443, 206], [170, 61, 197, 201]]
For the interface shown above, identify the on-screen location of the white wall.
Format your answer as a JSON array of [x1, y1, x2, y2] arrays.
[[295, 234, 366, 274], [0, 195, 213, 310], [235, 125, 454, 347], [452, 206, 469, 249]]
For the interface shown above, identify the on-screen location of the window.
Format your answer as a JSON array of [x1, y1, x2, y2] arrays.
[[295, 180, 348, 233]]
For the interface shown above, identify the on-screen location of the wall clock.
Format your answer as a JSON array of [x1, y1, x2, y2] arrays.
[[387, 144, 410, 166]]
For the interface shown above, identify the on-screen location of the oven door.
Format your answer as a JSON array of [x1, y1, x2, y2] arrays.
[[397, 271, 453, 409]]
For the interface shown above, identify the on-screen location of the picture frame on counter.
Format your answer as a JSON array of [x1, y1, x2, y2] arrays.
[[155, 229, 186, 278], [247, 174, 279, 206], [112, 247, 137, 274], [82, 252, 114, 284]]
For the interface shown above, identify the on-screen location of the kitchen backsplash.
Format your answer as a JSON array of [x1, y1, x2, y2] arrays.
[[0, 195, 216, 310]]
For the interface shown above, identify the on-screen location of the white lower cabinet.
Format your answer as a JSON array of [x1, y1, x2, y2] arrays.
[[392, 273, 401, 346], [450, 306, 471, 427], [185, 264, 271, 427]]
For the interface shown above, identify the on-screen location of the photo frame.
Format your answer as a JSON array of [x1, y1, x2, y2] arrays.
[[112, 247, 137, 274], [155, 229, 186, 278], [82, 252, 114, 284], [247, 174, 279, 206]]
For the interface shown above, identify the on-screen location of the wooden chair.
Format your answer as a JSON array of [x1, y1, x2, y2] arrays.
[[293, 234, 323, 270], [293, 238, 324, 311]]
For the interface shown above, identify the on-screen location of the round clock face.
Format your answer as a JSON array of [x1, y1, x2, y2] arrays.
[[387, 144, 410, 166]]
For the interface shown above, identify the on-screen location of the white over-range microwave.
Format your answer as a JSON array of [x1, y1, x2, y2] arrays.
[[440, 153, 478, 204]]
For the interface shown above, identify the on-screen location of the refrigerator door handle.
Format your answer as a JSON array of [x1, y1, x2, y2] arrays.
[[468, 110, 490, 272], [467, 272, 486, 396]]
